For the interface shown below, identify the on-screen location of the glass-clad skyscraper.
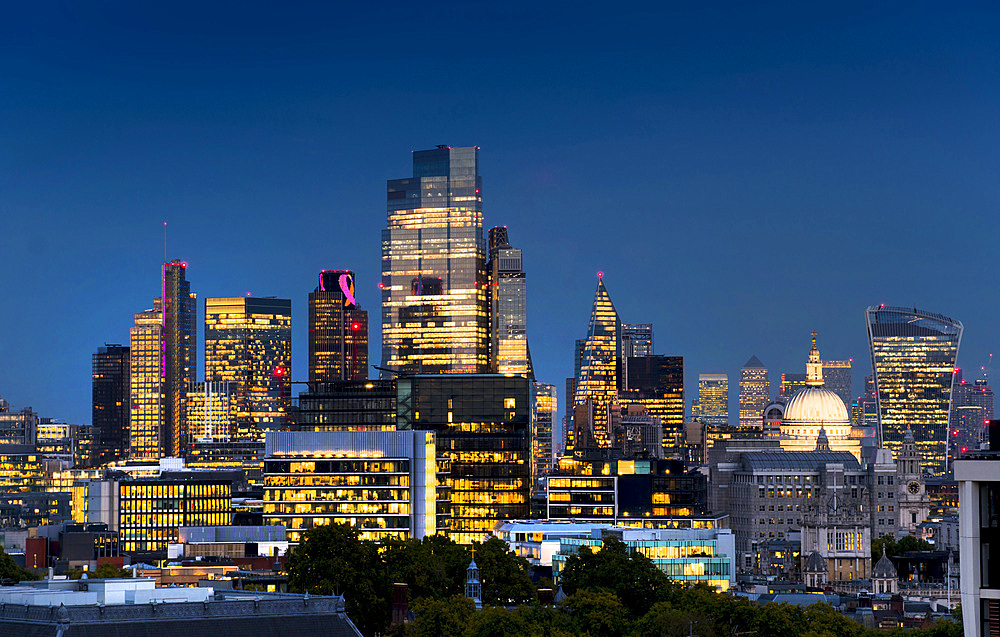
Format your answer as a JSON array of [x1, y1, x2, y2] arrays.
[[162, 260, 197, 457], [573, 276, 622, 448], [865, 305, 963, 474], [92, 344, 130, 464], [309, 270, 369, 383], [697, 374, 728, 426], [130, 302, 163, 459], [381, 146, 489, 376], [205, 297, 292, 442], [738, 356, 769, 430], [488, 226, 530, 376]]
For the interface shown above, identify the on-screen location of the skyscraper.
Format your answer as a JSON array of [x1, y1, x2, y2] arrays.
[[822, 359, 853, 409], [381, 145, 489, 375], [622, 324, 653, 390], [92, 344, 130, 464], [532, 382, 557, 480], [620, 355, 685, 449], [572, 275, 622, 449], [697, 374, 728, 427], [487, 226, 530, 376], [308, 270, 369, 383], [738, 356, 769, 430], [205, 297, 292, 442], [866, 305, 963, 473], [129, 302, 163, 459], [161, 260, 197, 457], [779, 373, 807, 402]]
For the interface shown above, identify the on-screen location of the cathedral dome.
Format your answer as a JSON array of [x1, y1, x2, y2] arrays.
[[783, 386, 850, 424]]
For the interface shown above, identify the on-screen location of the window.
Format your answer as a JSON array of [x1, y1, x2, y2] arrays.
[[503, 398, 516, 408]]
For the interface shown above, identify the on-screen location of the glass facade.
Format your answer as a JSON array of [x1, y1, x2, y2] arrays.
[[822, 360, 853, 409], [162, 261, 197, 457], [532, 382, 557, 480], [262, 430, 444, 543], [620, 356, 685, 449], [118, 480, 231, 554], [92, 344, 130, 464], [295, 379, 397, 431], [205, 297, 292, 442], [950, 372, 993, 458], [130, 302, 163, 459], [487, 227, 530, 376], [397, 374, 531, 544], [697, 374, 728, 427], [381, 146, 489, 376], [738, 357, 769, 430], [866, 306, 963, 473], [573, 277, 622, 449], [185, 382, 238, 443], [309, 270, 369, 383]]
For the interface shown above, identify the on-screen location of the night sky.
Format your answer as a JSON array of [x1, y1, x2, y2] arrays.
[[2, 2, 998, 425]]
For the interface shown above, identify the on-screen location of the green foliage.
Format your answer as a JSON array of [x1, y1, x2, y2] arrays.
[[474, 537, 536, 606], [872, 534, 934, 561], [405, 595, 475, 637], [560, 589, 629, 637], [558, 539, 673, 617], [92, 562, 132, 578], [0, 551, 37, 584], [286, 523, 391, 636]]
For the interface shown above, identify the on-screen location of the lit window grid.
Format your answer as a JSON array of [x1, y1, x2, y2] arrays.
[[130, 306, 163, 459], [118, 481, 231, 553], [738, 368, 770, 430], [573, 283, 621, 447]]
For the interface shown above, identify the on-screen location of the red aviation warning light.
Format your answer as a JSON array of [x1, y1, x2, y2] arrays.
[[273, 366, 286, 377], [351, 322, 362, 331]]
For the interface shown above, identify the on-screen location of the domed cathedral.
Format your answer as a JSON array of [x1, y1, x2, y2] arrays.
[[779, 333, 862, 460]]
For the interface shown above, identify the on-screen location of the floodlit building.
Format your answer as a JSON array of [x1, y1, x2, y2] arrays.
[[532, 382, 557, 479], [866, 305, 962, 474], [381, 145, 489, 375], [129, 302, 163, 459]]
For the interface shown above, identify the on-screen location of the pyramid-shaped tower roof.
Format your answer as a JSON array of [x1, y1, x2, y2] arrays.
[[743, 355, 766, 369]]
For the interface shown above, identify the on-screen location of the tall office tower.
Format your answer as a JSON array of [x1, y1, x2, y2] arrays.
[[184, 382, 238, 443], [381, 145, 489, 376], [572, 276, 622, 449], [397, 374, 531, 544], [866, 305, 963, 474], [161, 260, 197, 457], [622, 324, 653, 389], [205, 297, 292, 441], [697, 374, 728, 427], [949, 369, 994, 457], [487, 226, 530, 376], [620, 355, 684, 449], [308, 270, 369, 383], [0, 399, 38, 445], [532, 382, 557, 481], [862, 375, 879, 434], [822, 360, 853, 409], [779, 373, 807, 402], [129, 302, 163, 458], [92, 344, 131, 464], [738, 356, 769, 430]]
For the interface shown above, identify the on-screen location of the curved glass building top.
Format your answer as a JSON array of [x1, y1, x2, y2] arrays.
[[865, 305, 963, 474]]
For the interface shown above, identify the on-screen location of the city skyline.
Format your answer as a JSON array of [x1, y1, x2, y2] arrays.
[[2, 4, 998, 425]]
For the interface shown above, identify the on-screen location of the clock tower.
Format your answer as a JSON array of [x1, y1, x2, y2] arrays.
[[896, 428, 930, 532]]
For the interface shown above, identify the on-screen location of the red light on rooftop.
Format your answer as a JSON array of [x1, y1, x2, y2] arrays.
[[246, 292, 251, 297], [952, 429, 959, 436], [961, 446, 968, 453], [273, 366, 285, 377], [378, 283, 385, 289], [597, 271, 604, 278], [351, 322, 361, 331]]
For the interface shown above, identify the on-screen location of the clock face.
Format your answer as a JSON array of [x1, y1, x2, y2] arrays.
[[907, 481, 920, 495]]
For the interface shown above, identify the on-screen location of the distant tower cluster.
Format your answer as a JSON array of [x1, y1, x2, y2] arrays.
[[738, 356, 769, 430]]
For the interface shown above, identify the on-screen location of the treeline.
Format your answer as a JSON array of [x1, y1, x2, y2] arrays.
[[286, 524, 962, 637]]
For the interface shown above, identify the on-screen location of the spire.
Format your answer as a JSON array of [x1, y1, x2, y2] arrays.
[[806, 331, 824, 386], [815, 427, 830, 451]]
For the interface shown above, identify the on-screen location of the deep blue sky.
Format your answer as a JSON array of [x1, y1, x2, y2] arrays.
[[2, 2, 998, 425]]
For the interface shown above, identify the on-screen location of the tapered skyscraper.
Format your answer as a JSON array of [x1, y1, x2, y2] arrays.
[[488, 226, 530, 376], [381, 146, 489, 375], [738, 356, 769, 430], [572, 275, 622, 448], [309, 270, 369, 383], [866, 305, 962, 474]]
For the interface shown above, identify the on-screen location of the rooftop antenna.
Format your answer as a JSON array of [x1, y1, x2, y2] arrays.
[[163, 221, 167, 264]]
